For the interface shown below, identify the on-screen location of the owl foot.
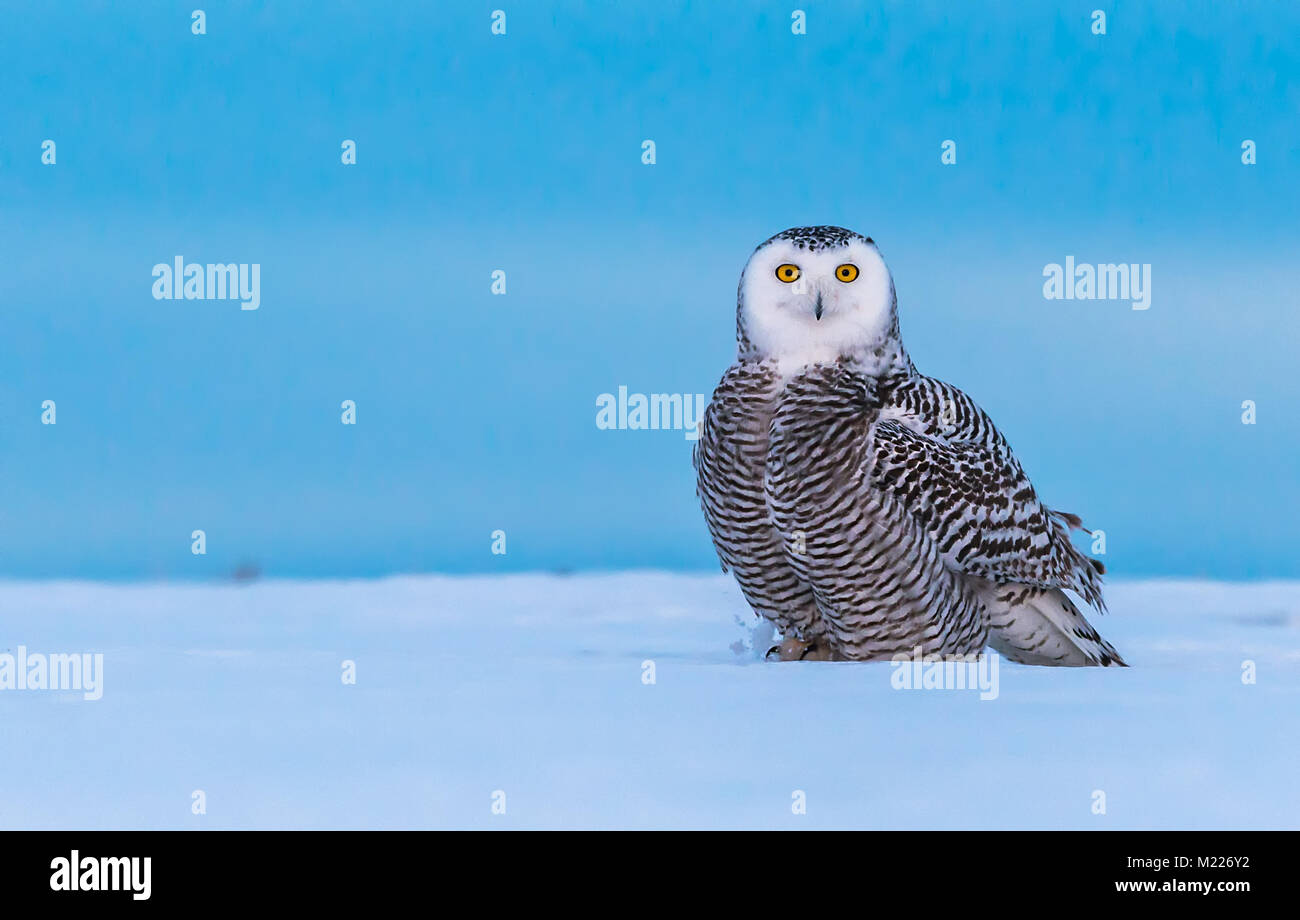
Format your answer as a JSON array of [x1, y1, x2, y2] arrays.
[[765, 637, 832, 661]]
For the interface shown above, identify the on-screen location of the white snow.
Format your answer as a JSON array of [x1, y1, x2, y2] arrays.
[[1, 573, 1297, 829]]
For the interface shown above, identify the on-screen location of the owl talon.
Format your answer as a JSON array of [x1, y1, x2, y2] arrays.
[[767, 637, 829, 661]]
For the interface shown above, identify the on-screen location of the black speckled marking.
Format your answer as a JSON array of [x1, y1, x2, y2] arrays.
[[762, 225, 873, 252]]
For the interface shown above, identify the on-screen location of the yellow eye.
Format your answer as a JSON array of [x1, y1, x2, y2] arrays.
[[836, 264, 860, 282], [775, 264, 801, 283]]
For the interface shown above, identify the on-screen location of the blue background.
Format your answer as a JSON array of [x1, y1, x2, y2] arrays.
[[2, 1, 1297, 580]]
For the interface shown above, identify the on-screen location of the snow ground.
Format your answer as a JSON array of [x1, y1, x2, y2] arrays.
[[2, 573, 1297, 829]]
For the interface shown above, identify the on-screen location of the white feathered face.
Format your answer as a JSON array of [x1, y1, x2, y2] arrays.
[[738, 232, 896, 367]]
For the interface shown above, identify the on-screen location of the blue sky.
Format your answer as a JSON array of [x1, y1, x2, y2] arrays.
[[2, 1, 1297, 579]]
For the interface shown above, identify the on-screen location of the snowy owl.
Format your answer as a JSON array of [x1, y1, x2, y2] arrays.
[[694, 226, 1125, 666]]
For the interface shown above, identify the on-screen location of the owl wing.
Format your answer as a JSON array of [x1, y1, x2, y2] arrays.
[[872, 377, 1106, 611]]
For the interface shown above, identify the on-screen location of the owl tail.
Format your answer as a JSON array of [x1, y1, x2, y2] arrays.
[[977, 581, 1127, 667]]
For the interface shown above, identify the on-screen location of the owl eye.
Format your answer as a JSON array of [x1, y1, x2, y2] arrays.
[[835, 264, 860, 282], [775, 264, 801, 283]]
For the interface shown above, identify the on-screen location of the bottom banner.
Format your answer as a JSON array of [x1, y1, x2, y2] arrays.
[[0, 830, 1278, 906]]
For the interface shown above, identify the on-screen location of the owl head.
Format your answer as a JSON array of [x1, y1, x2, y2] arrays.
[[736, 226, 905, 370]]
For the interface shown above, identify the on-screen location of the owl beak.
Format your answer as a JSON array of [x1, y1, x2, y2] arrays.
[[814, 292, 824, 321]]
